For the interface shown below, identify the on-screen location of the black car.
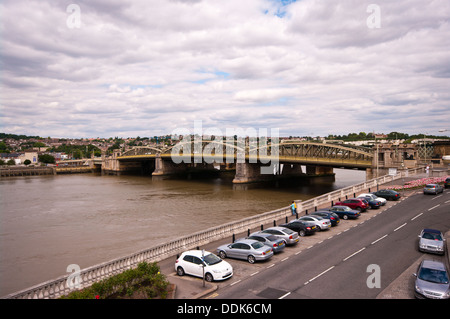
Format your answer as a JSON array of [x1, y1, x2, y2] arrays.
[[371, 189, 401, 201], [310, 211, 340, 226], [445, 177, 450, 189], [280, 220, 317, 237]]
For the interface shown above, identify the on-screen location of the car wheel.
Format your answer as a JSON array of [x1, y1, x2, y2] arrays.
[[205, 273, 214, 282], [219, 251, 226, 259], [177, 266, 185, 277], [247, 255, 256, 264], [343, 215, 349, 220], [299, 230, 306, 237]]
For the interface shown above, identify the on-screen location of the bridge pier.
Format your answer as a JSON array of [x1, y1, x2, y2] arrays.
[[305, 165, 334, 176], [232, 162, 275, 184], [152, 155, 189, 176], [281, 164, 304, 176]]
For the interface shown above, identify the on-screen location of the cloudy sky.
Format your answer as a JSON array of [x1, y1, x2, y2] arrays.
[[1, 0, 449, 138]]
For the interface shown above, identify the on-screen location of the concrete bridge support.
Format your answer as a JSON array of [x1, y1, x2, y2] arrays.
[[232, 162, 275, 184], [281, 164, 304, 176], [153, 155, 189, 176], [305, 165, 334, 176]]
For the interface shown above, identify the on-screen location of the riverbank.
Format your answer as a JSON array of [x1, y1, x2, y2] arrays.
[[0, 166, 99, 177]]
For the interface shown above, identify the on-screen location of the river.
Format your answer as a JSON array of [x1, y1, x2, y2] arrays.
[[0, 168, 365, 296]]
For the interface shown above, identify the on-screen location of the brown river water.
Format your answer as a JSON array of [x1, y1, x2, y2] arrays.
[[0, 168, 365, 296]]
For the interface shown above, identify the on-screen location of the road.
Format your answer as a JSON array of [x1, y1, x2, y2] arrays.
[[201, 189, 450, 299]]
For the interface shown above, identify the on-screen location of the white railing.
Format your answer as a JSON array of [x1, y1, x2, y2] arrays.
[[3, 166, 425, 299]]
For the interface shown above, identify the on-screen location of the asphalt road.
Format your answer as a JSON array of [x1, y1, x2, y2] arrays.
[[200, 189, 450, 299]]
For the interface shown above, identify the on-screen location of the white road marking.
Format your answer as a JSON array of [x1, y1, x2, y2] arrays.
[[428, 204, 440, 211], [304, 266, 335, 285], [394, 223, 407, 232], [278, 292, 291, 299], [343, 247, 366, 261], [371, 234, 388, 245]]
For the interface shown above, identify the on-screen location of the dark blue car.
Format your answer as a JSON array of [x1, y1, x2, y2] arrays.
[[327, 206, 360, 220], [358, 196, 381, 209]]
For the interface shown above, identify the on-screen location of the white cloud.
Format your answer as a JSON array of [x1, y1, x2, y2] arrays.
[[1, 0, 449, 138]]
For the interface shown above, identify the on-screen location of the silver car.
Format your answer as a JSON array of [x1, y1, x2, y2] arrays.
[[261, 226, 300, 246], [297, 215, 331, 231], [418, 229, 446, 255], [413, 259, 450, 299], [247, 232, 286, 253], [217, 239, 273, 263], [423, 183, 444, 195]]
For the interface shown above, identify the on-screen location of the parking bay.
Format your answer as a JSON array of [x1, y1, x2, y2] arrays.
[[200, 190, 450, 299]]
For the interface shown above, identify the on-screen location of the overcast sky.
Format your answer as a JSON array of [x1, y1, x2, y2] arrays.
[[1, 0, 449, 139]]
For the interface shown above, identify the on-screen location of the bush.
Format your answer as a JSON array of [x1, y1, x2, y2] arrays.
[[60, 262, 170, 299]]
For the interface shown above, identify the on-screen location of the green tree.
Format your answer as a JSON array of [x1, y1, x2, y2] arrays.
[[38, 154, 55, 164], [24, 159, 31, 166]]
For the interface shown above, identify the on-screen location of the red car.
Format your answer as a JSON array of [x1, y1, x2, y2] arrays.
[[335, 198, 369, 212]]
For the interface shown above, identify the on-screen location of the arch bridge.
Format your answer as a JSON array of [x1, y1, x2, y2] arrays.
[[102, 141, 375, 184]]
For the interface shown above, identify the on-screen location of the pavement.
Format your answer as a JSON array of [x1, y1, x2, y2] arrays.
[[158, 176, 449, 300]]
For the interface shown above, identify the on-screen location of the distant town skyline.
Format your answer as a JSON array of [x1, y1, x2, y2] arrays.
[[1, 0, 450, 139]]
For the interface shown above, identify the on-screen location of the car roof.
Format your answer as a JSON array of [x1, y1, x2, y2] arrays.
[[235, 238, 260, 244], [265, 226, 288, 231], [249, 232, 272, 238], [299, 215, 320, 219], [181, 250, 212, 257], [421, 259, 447, 271]]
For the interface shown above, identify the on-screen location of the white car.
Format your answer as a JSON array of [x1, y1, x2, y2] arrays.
[[175, 250, 233, 282], [358, 193, 387, 206]]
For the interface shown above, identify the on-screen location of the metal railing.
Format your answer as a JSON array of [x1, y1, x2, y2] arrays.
[[3, 166, 425, 299]]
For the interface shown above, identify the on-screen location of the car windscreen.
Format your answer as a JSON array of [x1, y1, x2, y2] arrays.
[[203, 253, 222, 266], [418, 267, 449, 284], [422, 232, 443, 241]]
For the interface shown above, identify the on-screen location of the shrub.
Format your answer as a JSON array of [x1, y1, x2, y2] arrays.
[[60, 262, 170, 299]]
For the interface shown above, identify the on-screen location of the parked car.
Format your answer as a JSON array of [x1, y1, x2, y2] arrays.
[[327, 205, 361, 220], [335, 198, 369, 212], [418, 229, 446, 255], [358, 193, 387, 206], [247, 232, 286, 253], [423, 183, 444, 195], [217, 239, 273, 264], [445, 177, 450, 188], [280, 219, 317, 237], [175, 250, 233, 282], [413, 259, 450, 299], [357, 195, 381, 209], [261, 226, 300, 245], [297, 215, 331, 231], [310, 211, 340, 226], [372, 189, 401, 200]]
